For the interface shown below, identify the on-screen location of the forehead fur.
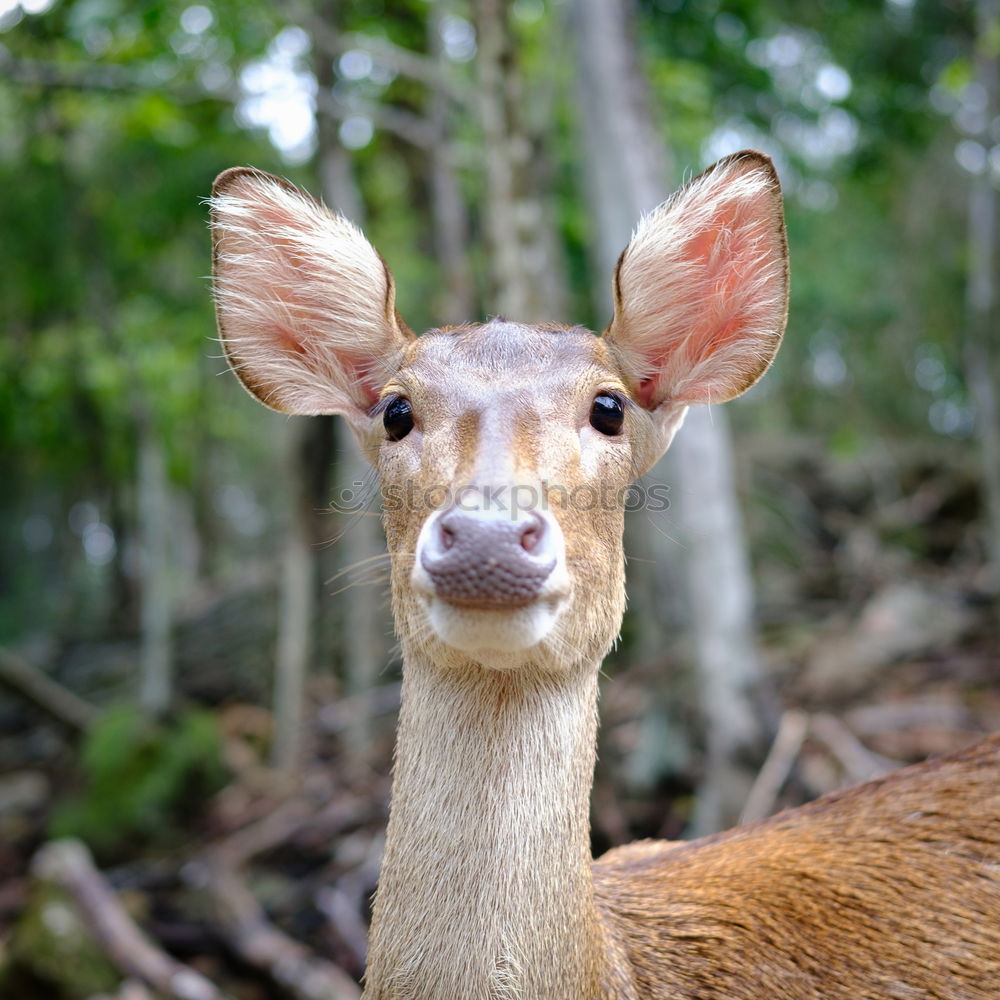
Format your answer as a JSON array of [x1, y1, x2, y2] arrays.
[[398, 319, 619, 391]]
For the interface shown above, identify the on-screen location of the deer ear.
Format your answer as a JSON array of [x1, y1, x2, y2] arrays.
[[604, 151, 788, 413], [209, 167, 414, 426]]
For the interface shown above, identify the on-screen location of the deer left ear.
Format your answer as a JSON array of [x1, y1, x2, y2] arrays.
[[209, 167, 414, 430], [604, 150, 788, 414]]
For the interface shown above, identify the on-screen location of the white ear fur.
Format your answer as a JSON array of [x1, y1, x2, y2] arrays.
[[210, 167, 413, 424], [605, 150, 788, 412]]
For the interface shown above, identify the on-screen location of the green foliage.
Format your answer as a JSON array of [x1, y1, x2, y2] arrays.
[[50, 705, 226, 856], [0, 883, 119, 998], [0, 0, 990, 652]]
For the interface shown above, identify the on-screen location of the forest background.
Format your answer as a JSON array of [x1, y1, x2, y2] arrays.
[[1, 0, 999, 996]]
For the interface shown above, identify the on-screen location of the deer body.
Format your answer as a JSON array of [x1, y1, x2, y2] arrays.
[[210, 153, 1000, 999], [595, 732, 1000, 999]]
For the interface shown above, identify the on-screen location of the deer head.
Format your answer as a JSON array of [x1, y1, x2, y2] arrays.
[[209, 152, 787, 674]]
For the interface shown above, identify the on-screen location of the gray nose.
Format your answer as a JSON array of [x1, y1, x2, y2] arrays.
[[420, 508, 557, 609]]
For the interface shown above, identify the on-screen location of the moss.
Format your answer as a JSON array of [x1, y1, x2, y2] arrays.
[[2, 883, 119, 998], [50, 705, 226, 858]]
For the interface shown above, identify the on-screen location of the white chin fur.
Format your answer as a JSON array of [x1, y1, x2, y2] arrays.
[[425, 597, 562, 666]]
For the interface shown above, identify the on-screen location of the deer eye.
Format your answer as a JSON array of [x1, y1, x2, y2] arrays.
[[383, 397, 414, 441], [590, 393, 625, 436]]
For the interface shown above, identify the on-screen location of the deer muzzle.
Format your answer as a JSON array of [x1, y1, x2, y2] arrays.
[[419, 507, 559, 610]]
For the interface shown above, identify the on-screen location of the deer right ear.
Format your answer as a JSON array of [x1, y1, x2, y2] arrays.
[[209, 167, 414, 428], [605, 151, 788, 416]]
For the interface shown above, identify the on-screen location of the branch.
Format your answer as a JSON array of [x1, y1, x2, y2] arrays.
[[315, 90, 438, 149], [317, 681, 401, 734], [1, 45, 477, 163], [0, 648, 99, 731], [340, 30, 464, 100], [0, 50, 143, 93], [315, 884, 370, 973], [188, 860, 360, 1000], [0, 50, 235, 103], [206, 797, 317, 869], [739, 709, 809, 825], [313, 835, 383, 974], [811, 713, 901, 783], [87, 980, 156, 1000], [315, 92, 480, 168], [32, 839, 232, 1000], [188, 795, 365, 998], [283, 2, 461, 100]]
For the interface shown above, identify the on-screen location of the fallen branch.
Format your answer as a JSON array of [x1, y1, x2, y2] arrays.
[[811, 713, 901, 783], [313, 833, 383, 974], [186, 796, 363, 1000], [740, 709, 809, 825], [190, 861, 360, 1000], [0, 647, 99, 731], [845, 698, 974, 736], [88, 979, 156, 1000], [317, 681, 401, 734], [203, 790, 363, 870], [32, 839, 230, 1000], [205, 797, 316, 868], [315, 884, 369, 972]]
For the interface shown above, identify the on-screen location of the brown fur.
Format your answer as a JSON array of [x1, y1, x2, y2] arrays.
[[209, 153, 1000, 999], [595, 734, 1000, 999]]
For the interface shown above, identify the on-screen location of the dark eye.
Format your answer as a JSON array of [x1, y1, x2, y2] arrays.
[[383, 397, 414, 441], [590, 393, 625, 436]]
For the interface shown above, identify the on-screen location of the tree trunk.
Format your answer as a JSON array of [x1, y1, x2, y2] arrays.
[[569, 0, 770, 834], [272, 417, 317, 772], [331, 421, 385, 767], [428, 6, 476, 325], [313, 4, 389, 767], [137, 419, 173, 717], [966, 0, 1000, 591], [473, 0, 567, 322], [570, 0, 674, 694], [670, 408, 769, 834]]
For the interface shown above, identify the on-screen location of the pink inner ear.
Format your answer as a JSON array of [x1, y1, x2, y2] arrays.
[[270, 312, 381, 410], [273, 321, 309, 358], [633, 186, 781, 407], [345, 359, 383, 410], [266, 298, 382, 411], [637, 376, 659, 409], [222, 188, 389, 414]]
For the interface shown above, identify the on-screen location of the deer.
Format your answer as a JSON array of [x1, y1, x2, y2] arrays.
[[209, 150, 1000, 1000]]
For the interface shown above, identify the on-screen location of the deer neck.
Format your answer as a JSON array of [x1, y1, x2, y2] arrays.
[[363, 650, 610, 1000]]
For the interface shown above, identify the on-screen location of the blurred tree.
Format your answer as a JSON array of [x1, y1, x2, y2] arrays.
[[0, 0, 288, 697], [473, 0, 567, 321], [312, 0, 390, 770], [270, 416, 318, 771], [427, 2, 476, 325], [571, 0, 772, 835], [135, 416, 173, 716], [964, 0, 1000, 589], [0, 0, 995, 859]]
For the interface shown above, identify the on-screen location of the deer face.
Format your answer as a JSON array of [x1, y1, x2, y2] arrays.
[[209, 152, 787, 672], [369, 320, 648, 670]]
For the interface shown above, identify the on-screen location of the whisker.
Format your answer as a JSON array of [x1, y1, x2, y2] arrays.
[[324, 551, 393, 586]]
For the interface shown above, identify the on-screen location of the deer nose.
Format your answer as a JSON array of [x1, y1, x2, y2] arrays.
[[420, 507, 557, 609]]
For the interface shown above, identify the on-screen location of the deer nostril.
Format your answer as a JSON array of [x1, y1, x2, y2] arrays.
[[440, 524, 456, 550], [520, 524, 541, 553]]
